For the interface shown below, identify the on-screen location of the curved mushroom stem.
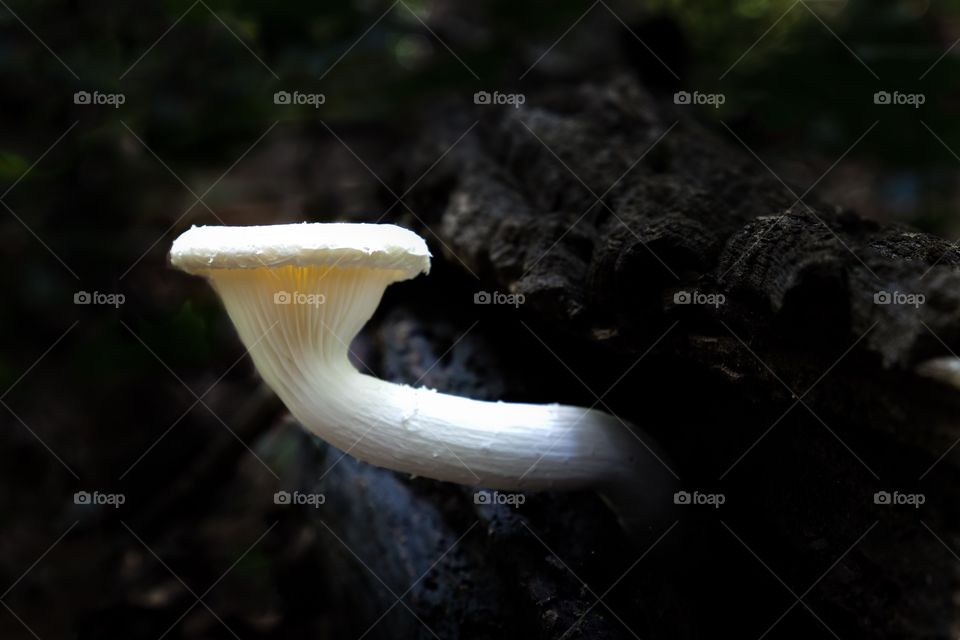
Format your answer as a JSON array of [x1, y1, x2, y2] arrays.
[[205, 263, 676, 532]]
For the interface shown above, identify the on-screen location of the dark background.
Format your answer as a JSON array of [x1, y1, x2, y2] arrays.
[[2, 1, 960, 638]]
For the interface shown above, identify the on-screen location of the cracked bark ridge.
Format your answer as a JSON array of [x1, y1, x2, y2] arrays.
[[414, 76, 960, 367]]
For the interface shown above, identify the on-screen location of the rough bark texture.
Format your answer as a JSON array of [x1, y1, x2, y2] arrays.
[[291, 76, 960, 639]]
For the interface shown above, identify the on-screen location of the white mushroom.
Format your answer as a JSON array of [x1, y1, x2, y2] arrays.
[[170, 222, 674, 530]]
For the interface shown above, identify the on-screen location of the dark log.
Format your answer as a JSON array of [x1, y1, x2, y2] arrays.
[[291, 76, 960, 638]]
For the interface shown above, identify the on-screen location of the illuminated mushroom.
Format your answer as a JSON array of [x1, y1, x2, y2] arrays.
[[170, 222, 673, 530]]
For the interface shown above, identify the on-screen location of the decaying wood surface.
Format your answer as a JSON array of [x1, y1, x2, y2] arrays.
[[294, 76, 960, 639]]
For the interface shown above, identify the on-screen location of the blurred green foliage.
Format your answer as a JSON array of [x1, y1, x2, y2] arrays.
[[653, 0, 959, 156], [2, 0, 959, 385], [0, 150, 29, 180], [4, 0, 958, 173]]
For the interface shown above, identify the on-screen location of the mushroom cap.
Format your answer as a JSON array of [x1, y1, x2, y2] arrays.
[[170, 222, 431, 280]]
